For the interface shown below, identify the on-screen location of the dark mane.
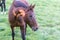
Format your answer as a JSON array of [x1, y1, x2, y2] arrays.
[[14, 1, 28, 8]]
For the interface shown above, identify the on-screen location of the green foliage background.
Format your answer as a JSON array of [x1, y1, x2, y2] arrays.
[[0, 0, 60, 40]]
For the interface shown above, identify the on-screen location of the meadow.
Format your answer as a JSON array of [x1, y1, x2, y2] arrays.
[[0, 0, 60, 40]]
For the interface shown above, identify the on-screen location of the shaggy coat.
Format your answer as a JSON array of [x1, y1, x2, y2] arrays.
[[8, 0, 38, 40]]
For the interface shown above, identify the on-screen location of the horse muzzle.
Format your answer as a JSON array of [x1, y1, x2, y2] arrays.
[[32, 27, 38, 31]]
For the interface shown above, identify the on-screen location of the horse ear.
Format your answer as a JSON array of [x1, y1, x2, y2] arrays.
[[29, 4, 35, 8], [26, 4, 34, 11], [32, 4, 35, 8], [30, 4, 32, 7]]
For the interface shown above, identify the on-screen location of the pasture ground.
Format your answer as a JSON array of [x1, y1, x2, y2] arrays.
[[0, 0, 60, 40]]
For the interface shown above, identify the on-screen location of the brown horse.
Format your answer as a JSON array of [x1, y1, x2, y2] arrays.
[[8, 0, 38, 40]]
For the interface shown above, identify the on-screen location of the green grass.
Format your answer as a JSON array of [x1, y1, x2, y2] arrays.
[[0, 0, 60, 40]]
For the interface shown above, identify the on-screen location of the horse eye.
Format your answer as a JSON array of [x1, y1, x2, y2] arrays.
[[30, 15, 32, 17]]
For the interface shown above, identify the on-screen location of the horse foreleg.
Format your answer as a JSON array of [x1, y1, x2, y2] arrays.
[[4, 3, 6, 11], [20, 26, 26, 40], [11, 25, 15, 40], [1, 5, 3, 12], [25, 24, 27, 35]]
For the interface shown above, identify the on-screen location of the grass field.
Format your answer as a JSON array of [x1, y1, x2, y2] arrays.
[[0, 0, 60, 40]]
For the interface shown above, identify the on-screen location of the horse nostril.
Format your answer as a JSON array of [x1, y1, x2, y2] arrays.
[[32, 27, 38, 31], [35, 28, 38, 31], [34, 28, 38, 31], [36, 28, 38, 30]]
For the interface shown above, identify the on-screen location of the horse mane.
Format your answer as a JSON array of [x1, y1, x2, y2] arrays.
[[14, 1, 28, 8]]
